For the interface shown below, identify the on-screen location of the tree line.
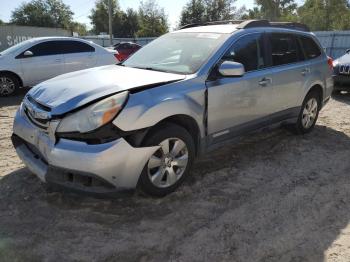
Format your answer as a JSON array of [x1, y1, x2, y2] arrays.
[[180, 0, 350, 31], [4, 0, 350, 37], [6, 0, 169, 37]]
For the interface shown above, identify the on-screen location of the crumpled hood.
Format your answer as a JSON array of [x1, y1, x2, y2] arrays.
[[28, 65, 185, 116]]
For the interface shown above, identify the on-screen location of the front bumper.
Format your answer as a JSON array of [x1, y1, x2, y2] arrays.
[[12, 105, 159, 194], [333, 74, 350, 91]]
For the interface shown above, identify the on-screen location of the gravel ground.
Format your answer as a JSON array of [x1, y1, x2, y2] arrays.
[[0, 90, 350, 262]]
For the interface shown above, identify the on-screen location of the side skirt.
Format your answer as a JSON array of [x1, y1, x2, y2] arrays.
[[203, 107, 300, 153]]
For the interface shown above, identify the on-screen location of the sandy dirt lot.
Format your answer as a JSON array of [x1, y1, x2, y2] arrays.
[[0, 90, 350, 262]]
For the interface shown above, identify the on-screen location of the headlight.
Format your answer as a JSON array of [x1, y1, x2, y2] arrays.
[[57, 91, 128, 133], [333, 60, 339, 67]]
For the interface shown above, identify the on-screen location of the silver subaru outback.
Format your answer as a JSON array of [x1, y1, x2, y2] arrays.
[[12, 20, 334, 196]]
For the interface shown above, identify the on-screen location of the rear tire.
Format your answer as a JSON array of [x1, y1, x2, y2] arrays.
[[138, 123, 195, 197], [292, 90, 321, 134], [0, 73, 19, 96]]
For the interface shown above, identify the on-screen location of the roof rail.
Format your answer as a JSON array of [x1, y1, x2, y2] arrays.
[[180, 19, 310, 32], [180, 20, 243, 30], [236, 19, 270, 29], [269, 22, 310, 32], [180, 23, 202, 29]]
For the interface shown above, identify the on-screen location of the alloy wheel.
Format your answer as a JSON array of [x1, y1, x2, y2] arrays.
[[147, 137, 189, 188], [302, 97, 318, 129], [0, 77, 16, 96]]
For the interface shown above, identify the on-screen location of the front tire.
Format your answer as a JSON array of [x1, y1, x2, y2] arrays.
[[138, 124, 195, 197], [293, 90, 321, 134], [0, 73, 19, 96]]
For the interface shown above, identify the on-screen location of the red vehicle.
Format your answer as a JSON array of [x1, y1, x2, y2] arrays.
[[113, 42, 142, 61]]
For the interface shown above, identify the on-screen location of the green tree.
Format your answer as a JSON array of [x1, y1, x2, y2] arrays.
[[241, 7, 264, 19], [0, 19, 4, 25], [90, 0, 139, 37], [89, 0, 119, 34], [119, 8, 139, 38], [179, 0, 244, 27], [204, 0, 239, 21], [70, 22, 88, 36], [299, 0, 350, 30], [137, 0, 169, 37], [246, 0, 297, 21], [10, 0, 74, 29], [179, 0, 206, 26]]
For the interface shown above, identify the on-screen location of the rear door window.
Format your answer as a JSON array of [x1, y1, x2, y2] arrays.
[[299, 36, 321, 59], [60, 40, 95, 54], [269, 33, 301, 66], [222, 33, 266, 72]]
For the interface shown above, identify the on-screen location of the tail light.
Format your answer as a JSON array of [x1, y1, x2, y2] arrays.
[[327, 56, 333, 70], [114, 53, 120, 61]]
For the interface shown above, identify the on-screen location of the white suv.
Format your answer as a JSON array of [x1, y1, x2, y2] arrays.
[[0, 37, 118, 96]]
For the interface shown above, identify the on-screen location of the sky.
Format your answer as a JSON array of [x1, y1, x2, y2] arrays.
[[0, 0, 256, 30]]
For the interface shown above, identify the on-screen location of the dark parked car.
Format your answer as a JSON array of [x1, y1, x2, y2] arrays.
[[333, 50, 350, 93], [113, 42, 142, 61]]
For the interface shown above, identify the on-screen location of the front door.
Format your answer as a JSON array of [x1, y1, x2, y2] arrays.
[[18, 41, 64, 86], [206, 33, 275, 144]]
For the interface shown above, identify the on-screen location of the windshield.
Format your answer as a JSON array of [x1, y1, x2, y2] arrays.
[[0, 39, 33, 56], [123, 32, 229, 74]]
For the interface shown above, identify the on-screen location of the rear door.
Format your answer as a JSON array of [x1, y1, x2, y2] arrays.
[[17, 41, 64, 86], [207, 32, 276, 144], [61, 40, 97, 73], [266, 32, 309, 112]]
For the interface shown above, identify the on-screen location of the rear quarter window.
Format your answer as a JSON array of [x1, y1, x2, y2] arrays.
[[299, 36, 321, 59]]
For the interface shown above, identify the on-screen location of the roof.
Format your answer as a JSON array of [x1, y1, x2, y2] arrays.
[[25, 36, 89, 43], [175, 20, 310, 34], [28, 36, 73, 40], [114, 42, 142, 46], [174, 24, 239, 34]]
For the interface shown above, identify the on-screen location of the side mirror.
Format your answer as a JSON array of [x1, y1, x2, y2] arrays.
[[218, 61, 245, 77], [23, 50, 33, 57]]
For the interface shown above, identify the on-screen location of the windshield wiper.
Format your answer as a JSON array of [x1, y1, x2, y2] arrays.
[[131, 66, 172, 73]]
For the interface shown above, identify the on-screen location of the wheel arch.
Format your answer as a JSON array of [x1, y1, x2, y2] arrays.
[[306, 84, 324, 105], [125, 114, 202, 156], [147, 114, 202, 155]]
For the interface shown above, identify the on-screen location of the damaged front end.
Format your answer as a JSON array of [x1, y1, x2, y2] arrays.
[[12, 95, 160, 194]]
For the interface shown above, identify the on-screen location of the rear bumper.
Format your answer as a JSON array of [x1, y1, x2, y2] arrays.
[[12, 105, 159, 194]]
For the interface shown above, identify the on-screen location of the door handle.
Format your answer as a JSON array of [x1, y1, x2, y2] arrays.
[[301, 68, 311, 75], [259, 77, 272, 86], [55, 58, 62, 62]]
